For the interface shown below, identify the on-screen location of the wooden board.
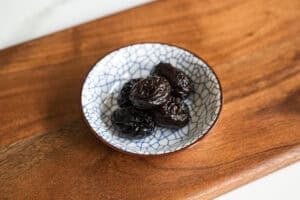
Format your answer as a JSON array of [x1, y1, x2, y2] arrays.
[[0, 0, 299, 199]]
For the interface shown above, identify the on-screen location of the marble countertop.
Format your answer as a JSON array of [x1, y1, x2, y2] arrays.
[[0, 0, 299, 199], [0, 0, 152, 49]]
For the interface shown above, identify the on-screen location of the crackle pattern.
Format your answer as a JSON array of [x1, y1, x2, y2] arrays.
[[81, 43, 222, 155]]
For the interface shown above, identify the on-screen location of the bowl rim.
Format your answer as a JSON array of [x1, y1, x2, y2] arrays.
[[80, 42, 223, 156]]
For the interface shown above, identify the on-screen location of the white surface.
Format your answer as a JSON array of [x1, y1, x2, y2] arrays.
[[0, 0, 153, 49], [0, 1, 299, 199], [216, 162, 300, 200]]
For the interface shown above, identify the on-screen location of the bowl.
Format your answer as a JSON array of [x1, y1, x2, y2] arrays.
[[81, 43, 222, 155]]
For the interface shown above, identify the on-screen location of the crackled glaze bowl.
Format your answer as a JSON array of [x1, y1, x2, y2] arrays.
[[81, 43, 222, 155]]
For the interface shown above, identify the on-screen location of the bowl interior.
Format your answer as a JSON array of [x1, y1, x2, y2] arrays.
[[81, 43, 221, 155]]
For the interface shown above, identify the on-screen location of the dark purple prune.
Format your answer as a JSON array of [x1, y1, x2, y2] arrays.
[[117, 79, 141, 107], [111, 107, 155, 136], [153, 96, 190, 129], [152, 63, 193, 99], [129, 76, 171, 109]]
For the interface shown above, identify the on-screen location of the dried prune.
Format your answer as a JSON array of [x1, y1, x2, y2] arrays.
[[152, 63, 193, 98], [117, 79, 141, 107], [153, 96, 190, 129], [130, 76, 171, 109], [111, 107, 155, 136]]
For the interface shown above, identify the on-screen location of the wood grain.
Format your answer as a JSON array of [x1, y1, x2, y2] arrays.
[[0, 0, 300, 199]]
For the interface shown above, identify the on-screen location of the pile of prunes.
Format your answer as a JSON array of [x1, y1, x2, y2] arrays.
[[111, 63, 194, 137]]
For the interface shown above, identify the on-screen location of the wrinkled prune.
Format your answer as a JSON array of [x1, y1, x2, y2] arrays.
[[152, 63, 193, 98], [111, 107, 155, 136], [153, 96, 190, 129], [117, 79, 141, 107], [130, 76, 171, 109]]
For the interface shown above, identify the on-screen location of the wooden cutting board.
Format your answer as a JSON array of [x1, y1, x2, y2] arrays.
[[1, 0, 299, 199]]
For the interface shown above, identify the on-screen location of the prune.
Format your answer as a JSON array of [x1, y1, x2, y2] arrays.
[[130, 76, 171, 109], [153, 96, 190, 129], [117, 79, 141, 107], [111, 107, 155, 136], [152, 62, 193, 98]]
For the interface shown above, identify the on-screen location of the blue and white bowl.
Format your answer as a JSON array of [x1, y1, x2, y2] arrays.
[[81, 43, 222, 155]]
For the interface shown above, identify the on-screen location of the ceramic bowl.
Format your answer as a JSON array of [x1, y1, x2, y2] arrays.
[[81, 43, 222, 155]]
